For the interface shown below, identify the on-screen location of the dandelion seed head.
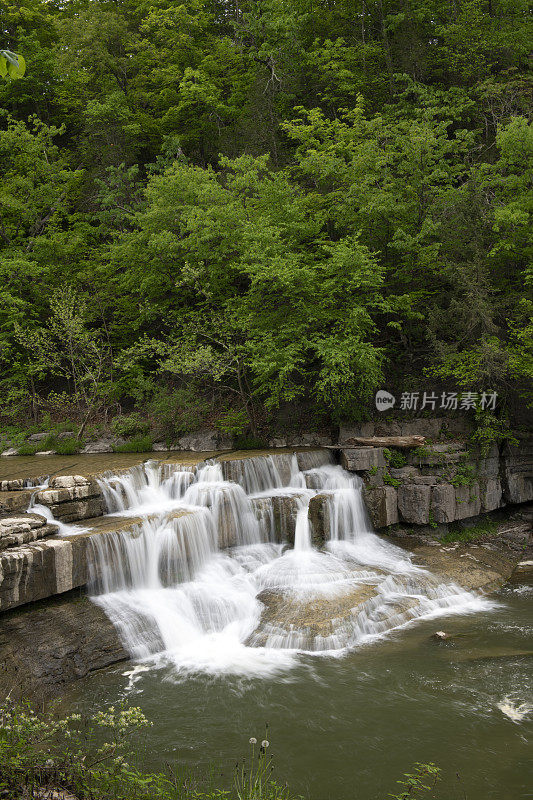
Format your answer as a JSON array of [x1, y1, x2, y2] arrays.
[[261, 740, 269, 748], [249, 737, 257, 744]]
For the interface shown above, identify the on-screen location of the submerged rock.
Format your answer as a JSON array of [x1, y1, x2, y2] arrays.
[[250, 583, 379, 649]]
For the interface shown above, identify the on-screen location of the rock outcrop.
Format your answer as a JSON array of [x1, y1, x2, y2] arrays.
[[0, 591, 127, 700], [0, 513, 58, 550], [35, 476, 104, 522], [342, 429, 532, 530], [0, 535, 89, 611]]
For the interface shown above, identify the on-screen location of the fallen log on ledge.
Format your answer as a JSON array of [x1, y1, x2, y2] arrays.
[[329, 435, 426, 449]]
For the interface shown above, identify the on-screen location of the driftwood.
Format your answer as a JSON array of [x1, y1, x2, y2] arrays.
[[330, 435, 426, 449]]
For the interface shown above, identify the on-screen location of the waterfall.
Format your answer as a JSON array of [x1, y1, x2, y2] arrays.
[[62, 450, 495, 675]]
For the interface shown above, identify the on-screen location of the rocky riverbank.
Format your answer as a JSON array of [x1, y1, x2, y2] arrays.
[[0, 435, 530, 701], [0, 590, 127, 701]]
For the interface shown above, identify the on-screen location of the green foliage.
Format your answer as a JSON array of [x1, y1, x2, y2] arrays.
[[0, 50, 25, 79], [471, 410, 519, 456], [113, 435, 154, 453], [0, 700, 298, 800], [441, 519, 498, 544], [147, 387, 209, 443], [388, 761, 441, 799], [234, 435, 268, 451], [383, 449, 407, 469], [54, 436, 80, 455], [0, 0, 530, 432], [16, 442, 40, 456], [449, 463, 477, 488], [111, 413, 151, 439], [215, 410, 249, 438], [383, 471, 401, 487]]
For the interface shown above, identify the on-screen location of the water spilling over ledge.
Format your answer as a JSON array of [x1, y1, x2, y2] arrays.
[[44, 450, 497, 676]]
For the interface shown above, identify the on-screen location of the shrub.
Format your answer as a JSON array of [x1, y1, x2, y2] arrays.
[[54, 436, 81, 455], [0, 700, 299, 800], [449, 463, 477, 487], [383, 448, 407, 469], [16, 442, 40, 456], [111, 413, 151, 438], [114, 435, 154, 453]]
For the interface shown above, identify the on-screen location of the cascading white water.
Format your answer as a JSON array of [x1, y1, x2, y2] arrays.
[[56, 450, 495, 676]]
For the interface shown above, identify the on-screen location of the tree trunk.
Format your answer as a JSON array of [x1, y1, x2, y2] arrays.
[[332, 435, 426, 449]]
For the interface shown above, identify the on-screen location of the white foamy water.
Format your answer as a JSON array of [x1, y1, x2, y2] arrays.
[[52, 452, 495, 676]]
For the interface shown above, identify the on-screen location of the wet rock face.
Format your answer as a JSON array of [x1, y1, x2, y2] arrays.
[[271, 494, 302, 545], [251, 493, 309, 544], [250, 584, 379, 648], [307, 494, 331, 546], [0, 536, 89, 611], [363, 486, 398, 528], [410, 543, 519, 594], [341, 433, 532, 529], [0, 592, 127, 700], [36, 478, 103, 522]]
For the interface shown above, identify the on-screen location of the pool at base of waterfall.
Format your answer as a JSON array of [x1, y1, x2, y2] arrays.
[[60, 579, 532, 800], [50, 452, 531, 798]]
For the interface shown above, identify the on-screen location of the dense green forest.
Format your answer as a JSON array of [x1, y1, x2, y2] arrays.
[[1, 0, 531, 442]]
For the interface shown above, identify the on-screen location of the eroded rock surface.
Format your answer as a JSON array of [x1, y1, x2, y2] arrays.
[[0, 592, 127, 700]]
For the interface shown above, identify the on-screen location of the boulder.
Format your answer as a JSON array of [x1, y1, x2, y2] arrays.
[[81, 439, 116, 454], [430, 484, 456, 524], [268, 437, 288, 448], [341, 447, 386, 472], [35, 480, 103, 522], [28, 432, 50, 442], [49, 475, 90, 489], [363, 486, 399, 528], [1, 448, 19, 456], [0, 479, 24, 491], [308, 493, 332, 545], [454, 483, 481, 520], [177, 429, 219, 451], [0, 490, 34, 514], [397, 484, 431, 525]]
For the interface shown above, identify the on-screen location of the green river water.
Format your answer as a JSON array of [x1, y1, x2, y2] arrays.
[[61, 578, 532, 800]]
